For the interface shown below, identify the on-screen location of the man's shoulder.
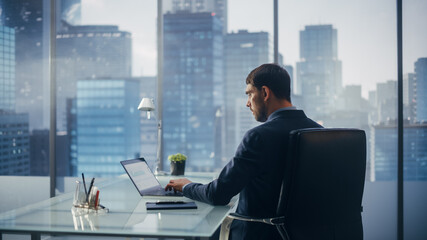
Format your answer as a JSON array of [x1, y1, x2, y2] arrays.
[[246, 110, 321, 136]]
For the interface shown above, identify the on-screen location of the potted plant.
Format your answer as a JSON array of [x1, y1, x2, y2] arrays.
[[168, 153, 187, 176]]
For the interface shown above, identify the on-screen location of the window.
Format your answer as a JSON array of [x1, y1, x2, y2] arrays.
[[1, 1, 426, 238]]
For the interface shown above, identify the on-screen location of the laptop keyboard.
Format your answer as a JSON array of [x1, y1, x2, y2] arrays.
[[164, 190, 183, 196]]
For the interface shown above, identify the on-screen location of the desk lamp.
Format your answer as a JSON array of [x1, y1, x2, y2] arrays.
[[138, 98, 163, 174]]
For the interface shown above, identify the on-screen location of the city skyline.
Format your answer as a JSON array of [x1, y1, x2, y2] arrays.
[[1, 0, 426, 179], [81, 0, 427, 98]]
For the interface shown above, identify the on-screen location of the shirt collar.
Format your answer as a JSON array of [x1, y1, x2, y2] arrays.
[[267, 106, 297, 122]]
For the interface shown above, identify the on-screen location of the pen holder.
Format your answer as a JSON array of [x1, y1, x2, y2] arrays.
[[73, 181, 108, 212]]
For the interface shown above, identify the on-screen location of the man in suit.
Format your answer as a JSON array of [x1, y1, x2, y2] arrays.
[[165, 63, 322, 239]]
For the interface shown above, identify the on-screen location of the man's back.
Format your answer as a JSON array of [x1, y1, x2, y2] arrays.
[[183, 109, 322, 239], [166, 63, 324, 239]]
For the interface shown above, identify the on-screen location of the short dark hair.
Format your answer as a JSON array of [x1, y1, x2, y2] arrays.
[[246, 63, 291, 102]]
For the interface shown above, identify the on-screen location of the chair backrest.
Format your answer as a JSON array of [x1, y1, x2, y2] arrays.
[[277, 128, 366, 238]]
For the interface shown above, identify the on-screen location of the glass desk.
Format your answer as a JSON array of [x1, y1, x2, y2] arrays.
[[0, 174, 238, 240]]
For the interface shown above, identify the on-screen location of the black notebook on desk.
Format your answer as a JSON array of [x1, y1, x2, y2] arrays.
[[146, 201, 197, 210]]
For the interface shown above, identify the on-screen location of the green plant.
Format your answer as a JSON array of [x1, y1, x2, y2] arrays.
[[168, 153, 187, 162]]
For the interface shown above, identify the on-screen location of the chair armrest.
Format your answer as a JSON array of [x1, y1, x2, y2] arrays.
[[228, 212, 286, 225], [219, 214, 287, 240]]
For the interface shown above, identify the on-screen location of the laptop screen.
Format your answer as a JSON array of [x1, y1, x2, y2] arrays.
[[121, 159, 161, 194]]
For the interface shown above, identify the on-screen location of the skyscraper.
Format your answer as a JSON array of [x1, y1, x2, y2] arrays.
[[56, 23, 132, 131], [0, 24, 30, 176], [163, 12, 224, 171], [0, 26, 15, 112], [376, 80, 397, 123], [372, 122, 427, 181], [283, 65, 294, 92], [1, 0, 82, 130], [1, 0, 45, 130], [30, 130, 71, 176], [164, 0, 228, 34], [0, 112, 30, 175], [296, 25, 342, 119], [403, 73, 416, 121], [74, 78, 140, 177], [223, 30, 271, 158], [415, 58, 427, 122]]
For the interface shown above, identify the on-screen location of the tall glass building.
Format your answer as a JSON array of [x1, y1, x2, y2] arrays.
[[223, 30, 271, 159], [1, 0, 46, 130], [0, 25, 30, 176], [163, 12, 224, 171], [403, 73, 416, 121], [373, 122, 427, 181], [0, 112, 30, 175], [56, 24, 132, 131], [163, 0, 228, 34], [0, 26, 15, 112], [74, 78, 140, 177], [376, 80, 397, 123], [415, 58, 427, 122], [296, 25, 342, 119]]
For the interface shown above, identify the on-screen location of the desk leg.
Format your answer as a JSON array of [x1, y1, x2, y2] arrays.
[[31, 233, 41, 240]]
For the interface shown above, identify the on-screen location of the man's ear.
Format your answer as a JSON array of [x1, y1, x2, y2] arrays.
[[262, 86, 271, 101]]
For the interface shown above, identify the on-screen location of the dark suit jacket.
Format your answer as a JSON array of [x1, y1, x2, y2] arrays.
[[183, 109, 322, 239]]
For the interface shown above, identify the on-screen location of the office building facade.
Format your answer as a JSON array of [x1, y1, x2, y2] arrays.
[[1, 0, 46, 130], [0, 112, 30, 175], [415, 58, 427, 122], [1, 0, 82, 130], [56, 24, 132, 131], [164, 0, 227, 34], [403, 73, 416, 121], [74, 78, 140, 177], [296, 25, 342, 119], [223, 30, 271, 158], [0, 24, 31, 176], [30, 130, 71, 176], [29, 129, 49, 175], [372, 122, 427, 181], [0, 26, 15, 112], [376, 80, 397, 123], [163, 12, 224, 171]]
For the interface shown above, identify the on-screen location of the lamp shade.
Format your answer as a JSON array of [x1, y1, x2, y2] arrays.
[[138, 98, 155, 111]]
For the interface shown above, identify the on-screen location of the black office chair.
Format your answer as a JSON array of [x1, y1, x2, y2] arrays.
[[219, 128, 366, 240]]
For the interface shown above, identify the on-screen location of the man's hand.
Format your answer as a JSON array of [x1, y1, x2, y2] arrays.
[[165, 178, 192, 192]]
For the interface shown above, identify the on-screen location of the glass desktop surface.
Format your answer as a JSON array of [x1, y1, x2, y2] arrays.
[[0, 174, 238, 238]]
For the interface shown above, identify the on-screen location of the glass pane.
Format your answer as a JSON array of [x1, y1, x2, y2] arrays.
[[56, 0, 157, 179], [403, 0, 427, 239], [279, 1, 397, 239], [0, 0, 51, 210], [162, 0, 272, 172]]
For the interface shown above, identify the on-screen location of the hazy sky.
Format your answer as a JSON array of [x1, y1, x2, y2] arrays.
[[82, 0, 427, 98]]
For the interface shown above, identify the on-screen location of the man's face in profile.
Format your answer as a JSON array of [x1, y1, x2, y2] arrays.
[[245, 84, 267, 122]]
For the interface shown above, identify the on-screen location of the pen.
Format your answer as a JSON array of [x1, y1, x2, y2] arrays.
[[82, 173, 88, 200], [94, 190, 100, 209], [86, 178, 95, 203]]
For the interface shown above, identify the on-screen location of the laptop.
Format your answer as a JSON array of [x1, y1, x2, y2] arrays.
[[121, 158, 183, 197]]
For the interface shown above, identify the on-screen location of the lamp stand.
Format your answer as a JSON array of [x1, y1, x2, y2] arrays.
[[155, 120, 166, 175]]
